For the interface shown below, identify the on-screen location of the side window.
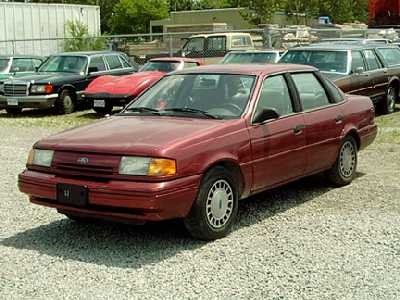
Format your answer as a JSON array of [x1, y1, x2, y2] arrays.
[[254, 75, 294, 118], [351, 51, 365, 72], [363, 50, 381, 71], [231, 36, 251, 47], [207, 36, 226, 51], [105, 55, 123, 70], [89, 56, 107, 72], [183, 38, 205, 52], [376, 48, 400, 67], [10, 58, 34, 72], [33, 59, 43, 68], [291, 73, 330, 110], [119, 55, 132, 68], [183, 62, 199, 69]]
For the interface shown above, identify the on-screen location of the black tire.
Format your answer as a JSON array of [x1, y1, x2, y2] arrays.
[[6, 107, 22, 114], [93, 103, 113, 115], [56, 90, 75, 114], [380, 85, 398, 115], [184, 166, 239, 240], [326, 135, 358, 187]]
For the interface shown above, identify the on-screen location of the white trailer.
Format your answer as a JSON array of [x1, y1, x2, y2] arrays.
[[0, 2, 101, 56]]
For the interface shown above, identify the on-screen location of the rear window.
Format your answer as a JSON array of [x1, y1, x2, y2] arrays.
[[222, 52, 278, 64], [281, 50, 348, 74], [105, 55, 123, 70], [231, 35, 252, 47], [376, 48, 400, 67], [140, 61, 180, 72]]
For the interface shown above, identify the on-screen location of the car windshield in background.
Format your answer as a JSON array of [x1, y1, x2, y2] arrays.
[[0, 59, 10, 73], [123, 74, 256, 119], [280, 50, 348, 74], [140, 61, 180, 73], [222, 52, 278, 64], [38, 56, 88, 73]]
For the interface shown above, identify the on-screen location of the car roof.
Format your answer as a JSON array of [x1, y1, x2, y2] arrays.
[[288, 43, 399, 51], [0, 55, 44, 59], [50, 51, 125, 57], [173, 63, 316, 75], [190, 32, 251, 39], [149, 57, 200, 63], [227, 50, 280, 54]]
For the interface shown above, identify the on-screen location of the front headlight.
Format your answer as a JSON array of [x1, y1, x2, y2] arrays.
[[27, 149, 54, 167], [119, 156, 176, 176], [30, 84, 53, 94]]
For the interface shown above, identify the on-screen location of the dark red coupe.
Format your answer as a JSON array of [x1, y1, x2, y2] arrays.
[[19, 64, 377, 240], [83, 57, 201, 114]]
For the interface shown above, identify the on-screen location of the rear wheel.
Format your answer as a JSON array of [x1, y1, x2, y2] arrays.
[[184, 166, 238, 240], [326, 135, 358, 187], [93, 103, 113, 115], [380, 85, 397, 115], [56, 90, 75, 114], [6, 107, 22, 114]]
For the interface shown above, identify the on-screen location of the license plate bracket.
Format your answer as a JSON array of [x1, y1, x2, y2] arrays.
[[57, 184, 88, 207], [93, 99, 105, 108], [7, 98, 18, 106]]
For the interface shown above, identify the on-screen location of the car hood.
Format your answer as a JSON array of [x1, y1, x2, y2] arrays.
[[36, 115, 227, 157], [85, 71, 165, 96], [6, 72, 83, 84]]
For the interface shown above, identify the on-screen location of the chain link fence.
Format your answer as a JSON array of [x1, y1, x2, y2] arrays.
[[0, 27, 398, 64]]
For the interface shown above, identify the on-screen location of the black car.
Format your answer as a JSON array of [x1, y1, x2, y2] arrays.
[[280, 43, 400, 114], [0, 51, 136, 114]]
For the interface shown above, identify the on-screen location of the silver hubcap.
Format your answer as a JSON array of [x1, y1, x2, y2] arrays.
[[339, 141, 356, 178], [387, 87, 396, 111], [64, 95, 72, 108], [206, 179, 234, 229]]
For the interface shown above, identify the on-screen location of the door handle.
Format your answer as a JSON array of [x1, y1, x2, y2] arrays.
[[335, 114, 344, 124], [293, 124, 305, 135]]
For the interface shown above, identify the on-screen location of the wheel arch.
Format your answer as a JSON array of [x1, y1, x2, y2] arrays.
[[342, 127, 361, 150]]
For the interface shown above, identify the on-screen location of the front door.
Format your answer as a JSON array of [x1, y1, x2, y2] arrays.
[[248, 74, 307, 191]]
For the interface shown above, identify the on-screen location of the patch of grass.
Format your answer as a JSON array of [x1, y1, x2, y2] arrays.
[[0, 109, 105, 130], [374, 106, 400, 144]]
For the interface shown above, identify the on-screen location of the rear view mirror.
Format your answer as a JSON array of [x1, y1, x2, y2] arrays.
[[253, 108, 280, 124], [354, 67, 364, 75]]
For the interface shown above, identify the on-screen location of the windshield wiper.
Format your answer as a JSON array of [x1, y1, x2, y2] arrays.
[[163, 107, 218, 119], [123, 107, 160, 115]]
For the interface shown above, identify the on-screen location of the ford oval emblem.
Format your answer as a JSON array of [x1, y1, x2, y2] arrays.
[[77, 157, 89, 164]]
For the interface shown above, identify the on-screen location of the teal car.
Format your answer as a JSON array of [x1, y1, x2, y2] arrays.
[[0, 56, 44, 93]]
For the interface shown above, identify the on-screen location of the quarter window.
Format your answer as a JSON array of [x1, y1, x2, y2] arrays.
[[292, 73, 330, 110], [207, 36, 226, 51], [351, 51, 365, 72], [363, 50, 381, 71], [89, 56, 106, 72], [254, 75, 294, 118], [376, 48, 400, 67], [105, 55, 123, 70]]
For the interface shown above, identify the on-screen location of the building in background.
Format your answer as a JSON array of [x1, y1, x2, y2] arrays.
[[0, 1, 100, 56]]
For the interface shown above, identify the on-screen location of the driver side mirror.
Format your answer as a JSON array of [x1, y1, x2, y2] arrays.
[[354, 67, 364, 75], [253, 108, 280, 124], [88, 66, 99, 74]]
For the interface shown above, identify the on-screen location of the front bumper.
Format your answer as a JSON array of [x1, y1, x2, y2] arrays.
[[0, 94, 58, 109], [82, 92, 133, 106], [18, 169, 200, 222]]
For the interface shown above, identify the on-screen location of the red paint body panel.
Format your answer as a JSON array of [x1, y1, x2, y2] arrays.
[[19, 64, 377, 223], [369, 0, 400, 26]]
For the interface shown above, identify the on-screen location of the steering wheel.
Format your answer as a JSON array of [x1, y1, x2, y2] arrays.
[[219, 103, 242, 114]]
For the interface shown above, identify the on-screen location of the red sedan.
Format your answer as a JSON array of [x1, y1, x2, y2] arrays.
[[83, 57, 201, 114], [19, 64, 377, 240]]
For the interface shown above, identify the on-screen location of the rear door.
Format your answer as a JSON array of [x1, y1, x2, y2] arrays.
[[290, 72, 345, 174], [362, 49, 388, 100], [248, 74, 306, 191], [347, 50, 371, 96]]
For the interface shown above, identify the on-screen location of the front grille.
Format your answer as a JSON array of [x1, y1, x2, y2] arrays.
[[4, 84, 28, 96], [55, 162, 115, 176]]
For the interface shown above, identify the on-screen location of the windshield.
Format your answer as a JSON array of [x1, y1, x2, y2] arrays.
[[38, 55, 88, 73], [123, 73, 256, 119], [222, 52, 278, 64], [280, 50, 349, 74], [140, 61, 180, 73], [0, 59, 11, 73]]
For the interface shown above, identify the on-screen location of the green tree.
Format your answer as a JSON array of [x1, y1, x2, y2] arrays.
[[109, 0, 169, 34], [64, 20, 106, 52]]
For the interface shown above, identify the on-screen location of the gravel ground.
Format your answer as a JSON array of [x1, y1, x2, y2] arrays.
[[0, 114, 400, 299]]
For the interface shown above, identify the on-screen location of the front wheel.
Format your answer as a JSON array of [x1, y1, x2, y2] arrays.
[[184, 166, 238, 240], [326, 135, 358, 187], [56, 90, 75, 114]]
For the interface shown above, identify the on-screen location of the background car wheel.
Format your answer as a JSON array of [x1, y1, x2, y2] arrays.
[[93, 103, 113, 115], [184, 166, 238, 240], [326, 135, 358, 187], [5, 107, 22, 114], [56, 90, 75, 114], [380, 85, 398, 115]]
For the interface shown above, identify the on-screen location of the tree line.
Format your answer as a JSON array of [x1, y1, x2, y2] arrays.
[[29, 0, 369, 34]]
